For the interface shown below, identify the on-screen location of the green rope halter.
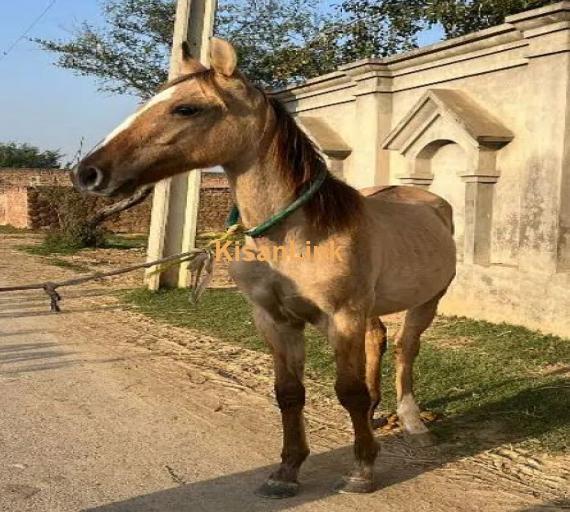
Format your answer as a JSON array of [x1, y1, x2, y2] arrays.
[[226, 169, 328, 238]]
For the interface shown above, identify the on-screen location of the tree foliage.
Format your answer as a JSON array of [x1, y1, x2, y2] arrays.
[[37, 0, 174, 99], [422, 0, 557, 38], [0, 142, 62, 169], [333, 1, 427, 62], [36, 0, 335, 97], [336, 0, 557, 60], [36, 0, 559, 99], [217, 0, 337, 88]]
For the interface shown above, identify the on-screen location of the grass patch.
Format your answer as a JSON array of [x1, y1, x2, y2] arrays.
[[0, 225, 32, 234], [45, 257, 91, 273], [102, 234, 147, 250], [19, 235, 84, 256], [124, 288, 570, 454], [19, 233, 148, 256]]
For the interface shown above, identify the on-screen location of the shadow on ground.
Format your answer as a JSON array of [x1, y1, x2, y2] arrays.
[[0, 289, 566, 511], [85, 380, 569, 512], [0, 338, 130, 376], [0, 304, 122, 319], [515, 501, 570, 511], [0, 341, 75, 374]]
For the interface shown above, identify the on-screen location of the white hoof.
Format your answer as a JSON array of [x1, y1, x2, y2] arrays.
[[397, 394, 429, 435]]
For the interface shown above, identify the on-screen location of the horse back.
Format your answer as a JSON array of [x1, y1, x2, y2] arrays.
[[361, 185, 454, 234]]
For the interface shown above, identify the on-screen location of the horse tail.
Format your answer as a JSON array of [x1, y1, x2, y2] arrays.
[[434, 198, 455, 235]]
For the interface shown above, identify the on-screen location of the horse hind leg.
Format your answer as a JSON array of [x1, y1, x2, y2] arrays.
[[365, 317, 387, 428], [395, 295, 441, 447]]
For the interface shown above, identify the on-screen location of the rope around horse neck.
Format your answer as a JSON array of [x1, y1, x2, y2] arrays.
[[226, 169, 329, 237]]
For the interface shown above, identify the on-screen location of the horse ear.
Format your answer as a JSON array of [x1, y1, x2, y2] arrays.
[[209, 38, 238, 77], [179, 41, 207, 74]]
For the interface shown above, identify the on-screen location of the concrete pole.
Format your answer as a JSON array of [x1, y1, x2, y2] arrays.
[[145, 0, 218, 289]]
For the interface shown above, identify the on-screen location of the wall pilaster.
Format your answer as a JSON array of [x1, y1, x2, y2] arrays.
[[342, 62, 393, 187]]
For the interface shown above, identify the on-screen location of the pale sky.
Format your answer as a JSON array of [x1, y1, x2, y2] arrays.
[[0, 0, 139, 163], [0, 1, 443, 163]]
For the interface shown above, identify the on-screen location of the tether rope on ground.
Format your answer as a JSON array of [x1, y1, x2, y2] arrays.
[[0, 249, 214, 313]]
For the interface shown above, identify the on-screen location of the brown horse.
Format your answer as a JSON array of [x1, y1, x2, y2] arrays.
[[74, 38, 456, 497]]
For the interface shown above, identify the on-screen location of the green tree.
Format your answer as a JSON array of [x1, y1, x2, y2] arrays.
[[36, 0, 336, 97], [217, 0, 338, 87], [0, 142, 62, 169], [338, 0, 558, 59], [426, 0, 557, 38], [332, 1, 427, 62], [37, 0, 173, 99], [36, 0, 559, 98]]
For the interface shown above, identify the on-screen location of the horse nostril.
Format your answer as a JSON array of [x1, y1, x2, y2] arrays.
[[77, 166, 105, 191]]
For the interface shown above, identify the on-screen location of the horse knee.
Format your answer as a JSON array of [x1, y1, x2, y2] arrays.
[[275, 381, 305, 411], [335, 380, 371, 412]]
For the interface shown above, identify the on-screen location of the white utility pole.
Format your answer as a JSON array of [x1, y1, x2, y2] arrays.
[[145, 0, 218, 289]]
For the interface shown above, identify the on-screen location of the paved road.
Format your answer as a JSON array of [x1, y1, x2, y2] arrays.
[[0, 289, 355, 512], [0, 236, 564, 512]]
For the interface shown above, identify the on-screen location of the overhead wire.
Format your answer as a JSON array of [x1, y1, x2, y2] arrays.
[[0, 0, 57, 63]]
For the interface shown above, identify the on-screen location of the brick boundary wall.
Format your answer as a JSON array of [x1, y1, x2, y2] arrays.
[[0, 169, 232, 234], [0, 168, 71, 190], [26, 186, 154, 234], [197, 186, 234, 233]]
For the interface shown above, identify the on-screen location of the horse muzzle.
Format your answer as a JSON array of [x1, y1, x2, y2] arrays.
[[73, 163, 138, 198], [74, 164, 106, 193]]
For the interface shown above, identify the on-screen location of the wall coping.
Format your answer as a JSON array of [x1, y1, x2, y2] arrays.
[[0, 168, 71, 189]]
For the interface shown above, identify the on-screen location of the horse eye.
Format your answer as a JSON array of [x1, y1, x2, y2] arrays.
[[172, 105, 201, 116]]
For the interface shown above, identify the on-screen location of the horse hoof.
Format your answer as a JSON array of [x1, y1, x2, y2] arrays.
[[371, 416, 388, 430], [404, 430, 436, 448], [335, 475, 376, 494], [255, 479, 299, 499]]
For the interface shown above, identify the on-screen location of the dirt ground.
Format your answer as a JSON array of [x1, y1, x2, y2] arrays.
[[0, 234, 568, 512]]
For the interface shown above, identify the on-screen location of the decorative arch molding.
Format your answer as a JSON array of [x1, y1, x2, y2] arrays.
[[383, 88, 513, 185], [382, 89, 514, 265]]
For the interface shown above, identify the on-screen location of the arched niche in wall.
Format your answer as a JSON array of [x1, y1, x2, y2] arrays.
[[420, 141, 468, 258], [383, 89, 513, 266]]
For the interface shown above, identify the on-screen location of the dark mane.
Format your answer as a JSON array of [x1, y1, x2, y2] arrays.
[[267, 96, 363, 234]]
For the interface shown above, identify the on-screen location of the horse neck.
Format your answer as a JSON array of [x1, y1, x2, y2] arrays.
[[223, 110, 297, 230]]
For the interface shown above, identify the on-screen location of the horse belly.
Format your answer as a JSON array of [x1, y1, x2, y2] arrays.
[[372, 219, 456, 315]]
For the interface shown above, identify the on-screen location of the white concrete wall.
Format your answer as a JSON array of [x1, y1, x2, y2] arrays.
[[275, 2, 570, 338]]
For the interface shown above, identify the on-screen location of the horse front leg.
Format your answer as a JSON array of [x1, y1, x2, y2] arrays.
[[253, 306, 309, 499], [331, 309, 379, 494]]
